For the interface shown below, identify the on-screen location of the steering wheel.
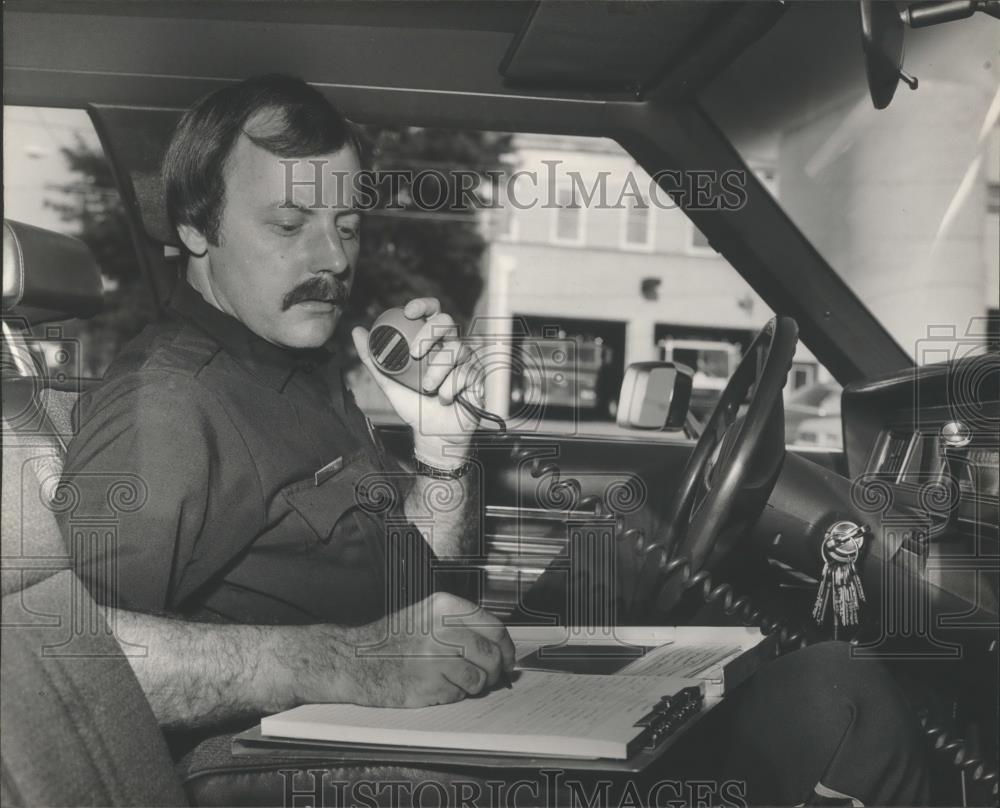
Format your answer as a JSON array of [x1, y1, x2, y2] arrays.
[[636, 316, 799, 615]]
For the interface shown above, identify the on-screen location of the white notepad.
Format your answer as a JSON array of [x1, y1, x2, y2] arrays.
[[261, 671, 702, 760]]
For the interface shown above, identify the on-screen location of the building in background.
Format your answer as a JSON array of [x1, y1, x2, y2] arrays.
[[477, 133, 829, 426], [476, 12, 998, 439]]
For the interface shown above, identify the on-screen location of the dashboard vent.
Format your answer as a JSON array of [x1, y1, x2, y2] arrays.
[[881, 430, 912, 478]]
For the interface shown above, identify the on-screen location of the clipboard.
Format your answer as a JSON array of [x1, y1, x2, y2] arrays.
[[231, 688, 709, 774], [231, 627, 775, 774]]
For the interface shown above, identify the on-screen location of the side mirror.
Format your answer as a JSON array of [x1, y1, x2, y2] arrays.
[[616, 362, 693, 431]]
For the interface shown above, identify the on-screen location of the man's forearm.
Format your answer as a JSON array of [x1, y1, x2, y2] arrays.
[[100, 607, 357, 729], [101, 604, 501, 723], [404, 464, 481, 558]]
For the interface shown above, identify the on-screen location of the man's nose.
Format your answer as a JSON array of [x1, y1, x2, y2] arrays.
[[312, 224, 351, 275]]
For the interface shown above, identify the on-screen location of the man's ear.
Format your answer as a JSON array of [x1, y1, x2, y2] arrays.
[[177, 224, 209, 258]]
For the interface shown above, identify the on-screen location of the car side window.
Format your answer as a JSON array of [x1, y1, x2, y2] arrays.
[[3, 105, 156, 380], [3, 111, 839, 447]]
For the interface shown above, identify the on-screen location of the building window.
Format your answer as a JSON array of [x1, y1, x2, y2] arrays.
[[551, 186, 585, 245], [686, 221, 715, 256], [620, 194, 653, 251], [789, 361, 818, 391]]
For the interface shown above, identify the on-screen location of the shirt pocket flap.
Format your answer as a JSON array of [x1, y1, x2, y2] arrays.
[[283, 450, 379, 543]]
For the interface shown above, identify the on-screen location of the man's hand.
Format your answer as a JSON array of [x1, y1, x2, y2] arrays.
[[304, 592, 516, 708], [352, 298, 483, 469]]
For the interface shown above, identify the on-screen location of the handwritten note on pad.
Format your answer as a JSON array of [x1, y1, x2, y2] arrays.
[[261, 671, 701, 760]]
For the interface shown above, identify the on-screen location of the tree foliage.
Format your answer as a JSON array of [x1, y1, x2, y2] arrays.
[[45, 135, 137, 285], [343, 126, 512, 336], [45, 135, 155, 376]]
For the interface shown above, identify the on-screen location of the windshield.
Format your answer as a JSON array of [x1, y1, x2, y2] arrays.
[[702, 2, 1000, 361]]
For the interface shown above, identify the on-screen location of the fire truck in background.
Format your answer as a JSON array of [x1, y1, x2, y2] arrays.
[[508, 330, 613, 420], [657, 336, 743, 420]]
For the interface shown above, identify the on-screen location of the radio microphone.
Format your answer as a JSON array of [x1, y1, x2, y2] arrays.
[[367, 307, 430, 393], [367, 307, 507, 432]]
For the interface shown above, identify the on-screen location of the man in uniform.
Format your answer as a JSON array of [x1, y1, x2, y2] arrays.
[[60, 74, 512, 713], [59, 74, 928, 805]]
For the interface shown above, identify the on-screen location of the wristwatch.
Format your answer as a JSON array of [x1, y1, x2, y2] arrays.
[[412, 455, 475, 480]]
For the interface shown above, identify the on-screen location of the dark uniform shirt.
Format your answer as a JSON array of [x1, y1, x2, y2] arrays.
[[60, 280, 421, 625]]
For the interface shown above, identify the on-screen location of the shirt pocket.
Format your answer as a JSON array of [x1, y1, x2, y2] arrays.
[[282, 448, 387, 548]]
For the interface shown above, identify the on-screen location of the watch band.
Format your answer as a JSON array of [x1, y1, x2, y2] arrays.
[[413, 455, 474, 480]]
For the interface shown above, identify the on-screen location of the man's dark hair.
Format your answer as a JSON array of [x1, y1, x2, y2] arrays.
[[163, 73, 366, 248]]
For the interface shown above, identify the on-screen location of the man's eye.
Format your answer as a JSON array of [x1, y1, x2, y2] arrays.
[[273, 222, 302, 235], [338, 224, 360, 240]]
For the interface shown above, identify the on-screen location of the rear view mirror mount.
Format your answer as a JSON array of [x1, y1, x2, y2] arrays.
[[616, 362, 693, 431]]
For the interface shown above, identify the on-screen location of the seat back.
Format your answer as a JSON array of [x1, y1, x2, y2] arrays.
[[1, 440, 187, 806], [2, 222, 186, 806], [2, 219, 104, 591]]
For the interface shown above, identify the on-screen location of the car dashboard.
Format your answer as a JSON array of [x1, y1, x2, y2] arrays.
[[842, 354, 999, 538], [839, 354, 999, 621]]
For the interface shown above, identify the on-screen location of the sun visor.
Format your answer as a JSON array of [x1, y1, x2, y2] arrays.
[[499, 0, 784, 97]]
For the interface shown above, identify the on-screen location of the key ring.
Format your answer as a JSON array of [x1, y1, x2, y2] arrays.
[[822, 520, 867, 565]]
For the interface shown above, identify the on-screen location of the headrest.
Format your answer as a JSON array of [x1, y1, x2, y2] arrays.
[[2, 220, 104, 325]]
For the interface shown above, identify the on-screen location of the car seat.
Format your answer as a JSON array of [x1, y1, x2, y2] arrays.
[[1, 219, 188, 806]]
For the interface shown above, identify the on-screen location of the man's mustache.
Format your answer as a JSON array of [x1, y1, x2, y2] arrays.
[[282, 276, 350, 311]]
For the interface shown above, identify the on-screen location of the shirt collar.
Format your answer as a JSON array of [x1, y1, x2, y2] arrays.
[[169, 280, 334, 391]]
